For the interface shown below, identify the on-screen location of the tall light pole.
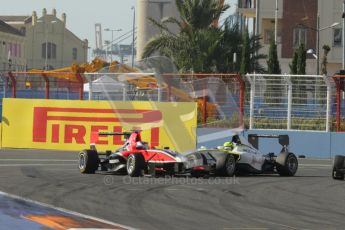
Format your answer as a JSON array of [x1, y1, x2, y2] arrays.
[[275, 0, 278, 44], [104, 40, 110, 62], [301, 17, 339, 75], [317, 19, 339, 75], [104, 28, 122, 62], [316, 14, 320, 75], [255, 0, 260, 36], [342, 0, 345, 69], [131, 6, 136, 67]]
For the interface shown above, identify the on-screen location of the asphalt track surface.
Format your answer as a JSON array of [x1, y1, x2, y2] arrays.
[[0, 149, 344, 230]]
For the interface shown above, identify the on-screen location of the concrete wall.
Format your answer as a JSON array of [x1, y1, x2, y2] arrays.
[[197, 128, 345, 158]]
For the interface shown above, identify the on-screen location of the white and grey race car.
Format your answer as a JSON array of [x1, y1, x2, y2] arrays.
[[214, 133, 298, 176]]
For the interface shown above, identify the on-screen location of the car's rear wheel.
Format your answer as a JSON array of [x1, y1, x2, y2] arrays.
[[79, 149, 99, 174], [276, 152, 298, 176], [126, 153, 145, 177], [332, 155, 345, 180]]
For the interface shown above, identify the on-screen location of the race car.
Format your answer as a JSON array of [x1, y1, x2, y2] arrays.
[[214, 133, 298, 176], [78, 130, 238, 177], [332, 155, 345, 180]]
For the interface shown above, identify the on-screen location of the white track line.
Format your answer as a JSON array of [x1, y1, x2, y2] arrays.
[[0, 191, 136, 230], [0, 159, 76, 162], [0, 164, 76, 167], [299, 164, 331, 167]]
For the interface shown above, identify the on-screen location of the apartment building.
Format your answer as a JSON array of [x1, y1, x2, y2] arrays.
[[239, 0, 342, 75]]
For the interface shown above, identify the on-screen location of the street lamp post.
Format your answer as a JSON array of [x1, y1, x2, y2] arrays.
[[301, 17, 339, 75], [342, 0, 345, 69], [317, 19, 339, 75], [104, 40, 110, 62], [316, 14, 320, 75], [104, 28, 122, 62], [131, 6, 136, 67], [275, 0, 278, 44]]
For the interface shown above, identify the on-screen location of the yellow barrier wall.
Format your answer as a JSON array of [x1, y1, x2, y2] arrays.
[[2, 99, 197, 152]]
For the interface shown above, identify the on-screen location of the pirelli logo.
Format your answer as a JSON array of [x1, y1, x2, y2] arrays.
[[32, 107, 162, 146]]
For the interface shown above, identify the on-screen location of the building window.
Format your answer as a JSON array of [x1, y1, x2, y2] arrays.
[[8, 42, 16, 58], [72, 48, 77, 60], [264, 30, 273, 44], [333, 28, 342, 47], [18, 44, 21, 58], [293, 28, 307, 48], [20, 27, 26, 35], [42, 42, 56, 59]]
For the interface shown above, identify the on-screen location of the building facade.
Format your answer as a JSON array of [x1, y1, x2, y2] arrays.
[[137, 0, 343, 75], [0, 8, 88, 70], [0, 20, 25, 71], [239, 0, 342, 75]]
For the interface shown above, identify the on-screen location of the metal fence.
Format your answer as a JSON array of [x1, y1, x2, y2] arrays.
[[84, 72, 244, 128], [2, 69, 345, 131], [0, 70, 244, 129], [245, 74, 334, 131], [1, 72, 82, 100]]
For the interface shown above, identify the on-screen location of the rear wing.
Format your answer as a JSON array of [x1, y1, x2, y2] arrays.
[[248, 134, 289, 150], [90, 131, 133, 148], [98, 132, 132, 139]]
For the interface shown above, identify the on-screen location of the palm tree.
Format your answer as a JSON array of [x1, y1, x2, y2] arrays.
[[321, 45, 331, 75], [217, 17, 242, 73], [175, 0, 229, 30], [142, 0, 229, 72]]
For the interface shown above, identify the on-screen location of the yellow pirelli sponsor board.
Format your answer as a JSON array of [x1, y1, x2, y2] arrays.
[[2, 98, 197, 152], [0, 122, 2, 148]]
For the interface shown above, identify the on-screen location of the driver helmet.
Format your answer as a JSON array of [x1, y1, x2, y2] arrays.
[[223, 141, 234, 149], [136, 141, 144, 150]]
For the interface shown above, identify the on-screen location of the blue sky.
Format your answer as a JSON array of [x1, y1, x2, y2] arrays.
[[2, 0, 237, 51]]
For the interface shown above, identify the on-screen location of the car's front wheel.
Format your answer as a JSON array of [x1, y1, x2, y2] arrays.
[[78, 149, 99, 174], [126, 153, 145, 177]]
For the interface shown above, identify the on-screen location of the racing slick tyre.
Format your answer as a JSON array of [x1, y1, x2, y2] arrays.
[[276, 152, 298, 176], [332, 155, 345, 180], [126, 153, 145, 177], [79, 149, 99, 174], [216, 154, 236, 177]]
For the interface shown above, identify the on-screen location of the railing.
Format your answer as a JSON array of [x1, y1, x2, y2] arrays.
[[245, 74, 334, 131]]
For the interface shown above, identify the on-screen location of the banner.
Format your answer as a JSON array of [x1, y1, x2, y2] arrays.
[[2, 99, 197, 152]]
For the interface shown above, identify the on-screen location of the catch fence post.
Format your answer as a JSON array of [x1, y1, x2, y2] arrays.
[[42, 73, 50, 99], [286, 74, 292, 130], [246, 73, 254, 130], [8, 71, 16, 98], [322, 75, 331, 132]]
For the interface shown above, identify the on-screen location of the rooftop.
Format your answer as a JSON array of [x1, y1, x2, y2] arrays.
[[0, 20, 23, 36]]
